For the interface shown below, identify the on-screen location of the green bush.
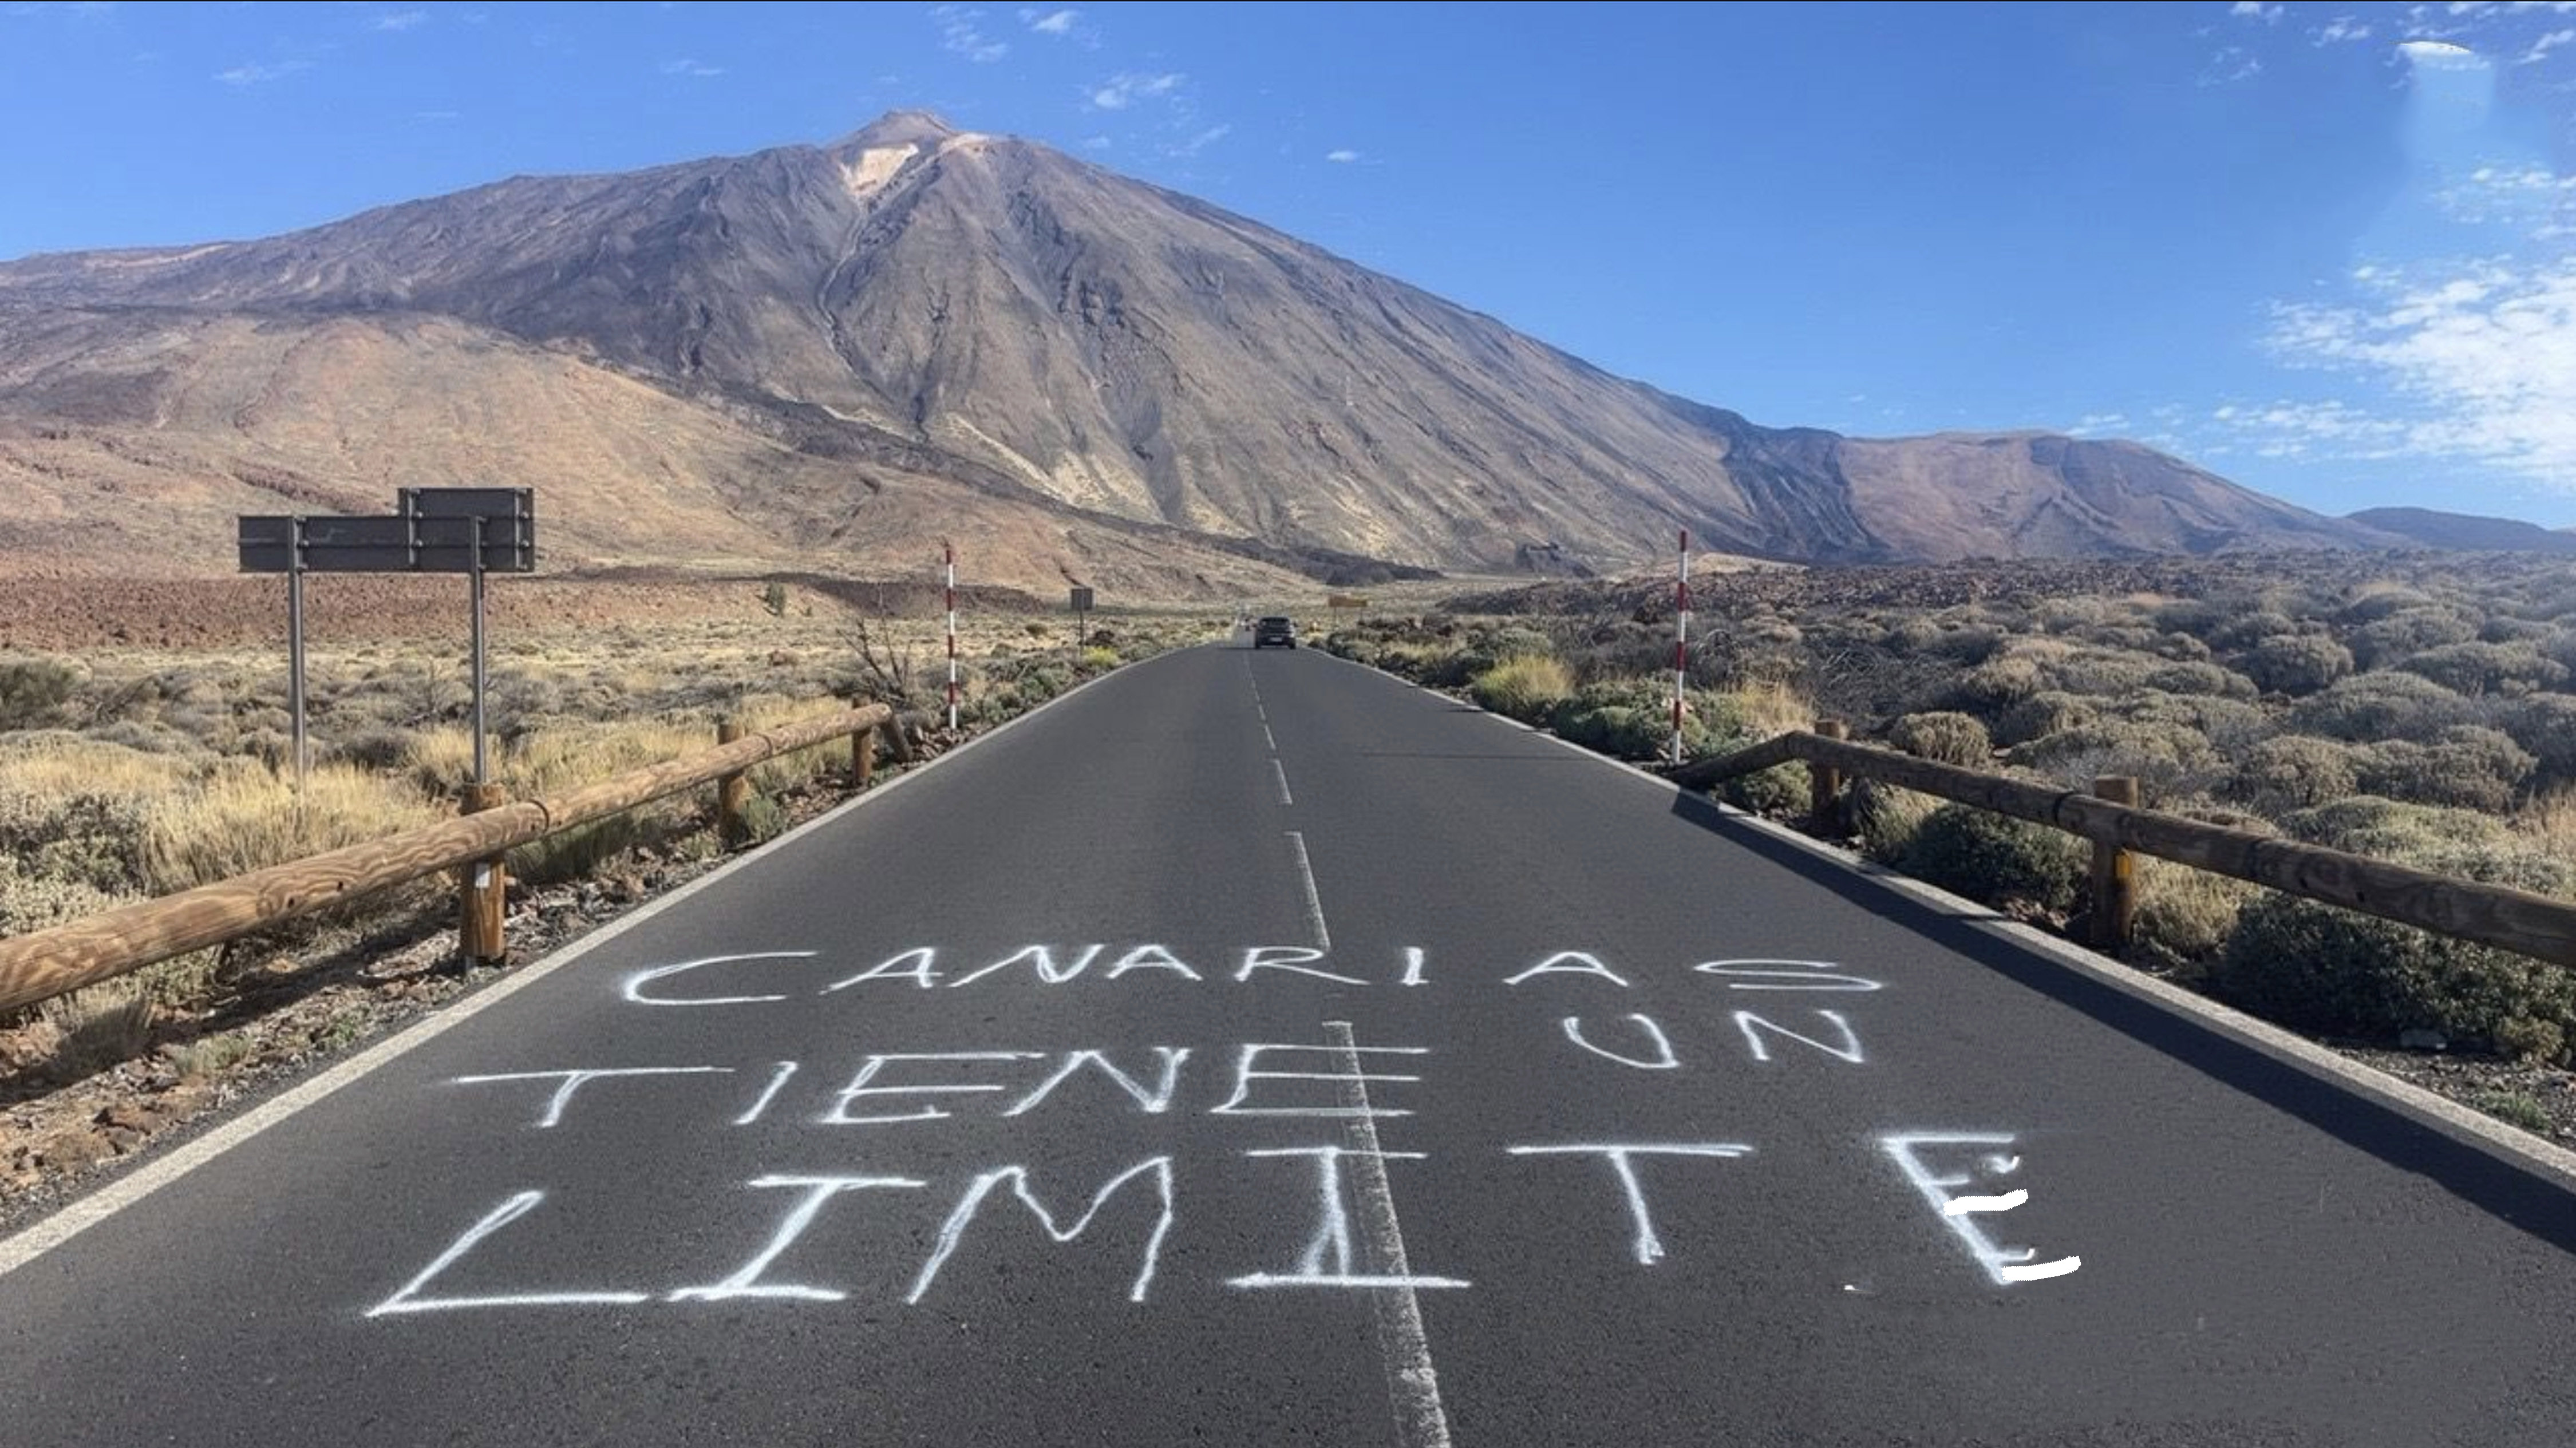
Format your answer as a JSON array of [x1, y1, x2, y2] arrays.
[[1079, 646, 1120, 672], [1551, 679, 1732, 761], [2239, 635, 2353, 696], [1950, 654, 2044, 712], [0, 656, 81, 731], [1471, 655, 1574, 723], [2502, 694, 2576, 784], [2288, 671, 2478, 744], [2227, 735, 2361, 814], [1898, 804, 2085, 915], [2352, 726, 2535, 814], [2212, 838, 2576, 1063], [1993, 691, 2097, 747], [2352, 607, 2478, 667], [1848, 778, 1937, 863], [2393, 642, 2568, 698], [1886, 711, 1992, 766], [1718, 761, 1810, 817], [2004, 717, 2221, 801], [2141, 661, 2255, 699], [2278, 795, 2506, 855]]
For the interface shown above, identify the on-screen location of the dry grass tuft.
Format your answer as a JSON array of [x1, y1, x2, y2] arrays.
[[139, 763, 437, 896]]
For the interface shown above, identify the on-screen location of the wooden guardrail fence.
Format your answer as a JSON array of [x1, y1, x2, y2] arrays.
[[1670, 724, 2576, 967], [0, 703, 908, 1016]]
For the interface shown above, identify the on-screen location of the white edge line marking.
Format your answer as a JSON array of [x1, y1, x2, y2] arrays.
[[1273, 758, 1295, 806], [0, 656, 1152, 1280], [1327, 1019, 1455, 1448], [1307, 649, 2576, 1190], [1285, 830, 1332, 952], [1263, 723, 1278, 750]]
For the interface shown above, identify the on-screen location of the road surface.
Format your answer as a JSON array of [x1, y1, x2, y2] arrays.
[[5, 641, 2574, 1446]]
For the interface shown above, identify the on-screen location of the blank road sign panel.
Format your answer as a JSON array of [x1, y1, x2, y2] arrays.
[[236, 512, 536, 575], [400, 487, 534, 523]]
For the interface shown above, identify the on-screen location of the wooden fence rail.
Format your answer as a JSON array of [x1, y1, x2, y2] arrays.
[[0, 703, 896, 1016], [1670, 726, 2576, 968]]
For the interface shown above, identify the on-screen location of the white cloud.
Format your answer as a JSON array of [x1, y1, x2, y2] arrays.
[[931, 5, 1007, 62], [2230, 1, 2283, 19], [2263, 258, 2576, 481], [1082, 134, 1111, 149], [1086, 70, 1182, 109], [1326, 148, 1360, 163], [375, 9, 426, 30], [214, 59, 311, 85], [2399, 37, 2483, 66], [2199, 45, 2263, 83], [659, 57, 722, 76], [1164, 123, 1231, 157], [2067, 412, 2132, 437], [1018, 7, 1077, 34], [2520, 26, 2575, 59], [2314, 15, 2372, 42]]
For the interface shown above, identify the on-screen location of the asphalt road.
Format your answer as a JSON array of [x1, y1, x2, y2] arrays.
[[6, 639, 2576, 1447]]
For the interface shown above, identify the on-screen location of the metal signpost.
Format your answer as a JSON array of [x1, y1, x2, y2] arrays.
[[237, 488, 536, 786], [1069, 585, 1094, 647]]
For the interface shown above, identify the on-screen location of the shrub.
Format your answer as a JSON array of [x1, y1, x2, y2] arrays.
[[1718, 761, 1811, 817], [1848, 778, 1938, 863], [1898, 804, 2085, 915], [2207, 610, 2298, 651], [2239, 635, 2353, 696], [2352, 727, 2534, 814], [1928, 626, 2008, 665], [1950, 655, 2044, 713], [2227, 735, 2361, 814], [2471, 1090, 2553, 1135], [2127, 856, 2255, 976], [2279, 796, 2506, 855], [1079, 646, 1120, 672], [1471, 655, 1574, 723], [0, 656, 82, 731], [1552, 679, 1729, 761], [2352, 607, 2478, 667], [2288, 671, 2478, 744], [1993, 691, 2096, 747], [2142, 660, 2257, 699], [2004, 717, 2221, 802], [2212, 838, 2576, 1063], [2393, 642, 2567, 698], [1886, 711, 1992, 766], [2502, 694, 2576, 784]]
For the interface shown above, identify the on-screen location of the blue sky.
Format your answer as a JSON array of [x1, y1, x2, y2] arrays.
[[3, 2, 2573, 526]]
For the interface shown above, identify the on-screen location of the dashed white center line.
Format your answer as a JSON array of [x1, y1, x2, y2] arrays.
[[1284, 830, 1332, 952], [1273, 759, 1295, 806], [1263, 723, 1278, 751], [1326, 1020, 1456, 1448]]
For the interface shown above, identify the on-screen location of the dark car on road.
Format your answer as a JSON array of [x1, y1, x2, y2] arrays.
[[1253, 616, 1297, 648]]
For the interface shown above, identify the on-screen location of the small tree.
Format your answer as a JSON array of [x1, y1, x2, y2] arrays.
[[761, 581, 789, 619]]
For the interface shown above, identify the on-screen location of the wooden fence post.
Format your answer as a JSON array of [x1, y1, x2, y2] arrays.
[[852, 723, 876, 789], [458, 782, 508, 965], [2091, 775, 2141, 950], [1810, 719, 1849, 833], [717, 718, 749, 848]]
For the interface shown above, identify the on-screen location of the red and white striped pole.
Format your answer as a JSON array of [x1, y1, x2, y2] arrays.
[[1671, 528, 1691, 765], [944, 541, 959, 733]]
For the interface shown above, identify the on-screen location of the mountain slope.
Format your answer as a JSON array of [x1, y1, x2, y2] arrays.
[[0, 111, 2391, 580], [2346, 507, 2576, 556]]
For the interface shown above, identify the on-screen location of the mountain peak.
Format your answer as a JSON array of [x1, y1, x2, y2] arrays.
[[839, 109, 960, 151]]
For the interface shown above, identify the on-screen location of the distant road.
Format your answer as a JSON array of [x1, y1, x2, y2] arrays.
[[6, 642, 2574, 1446]]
